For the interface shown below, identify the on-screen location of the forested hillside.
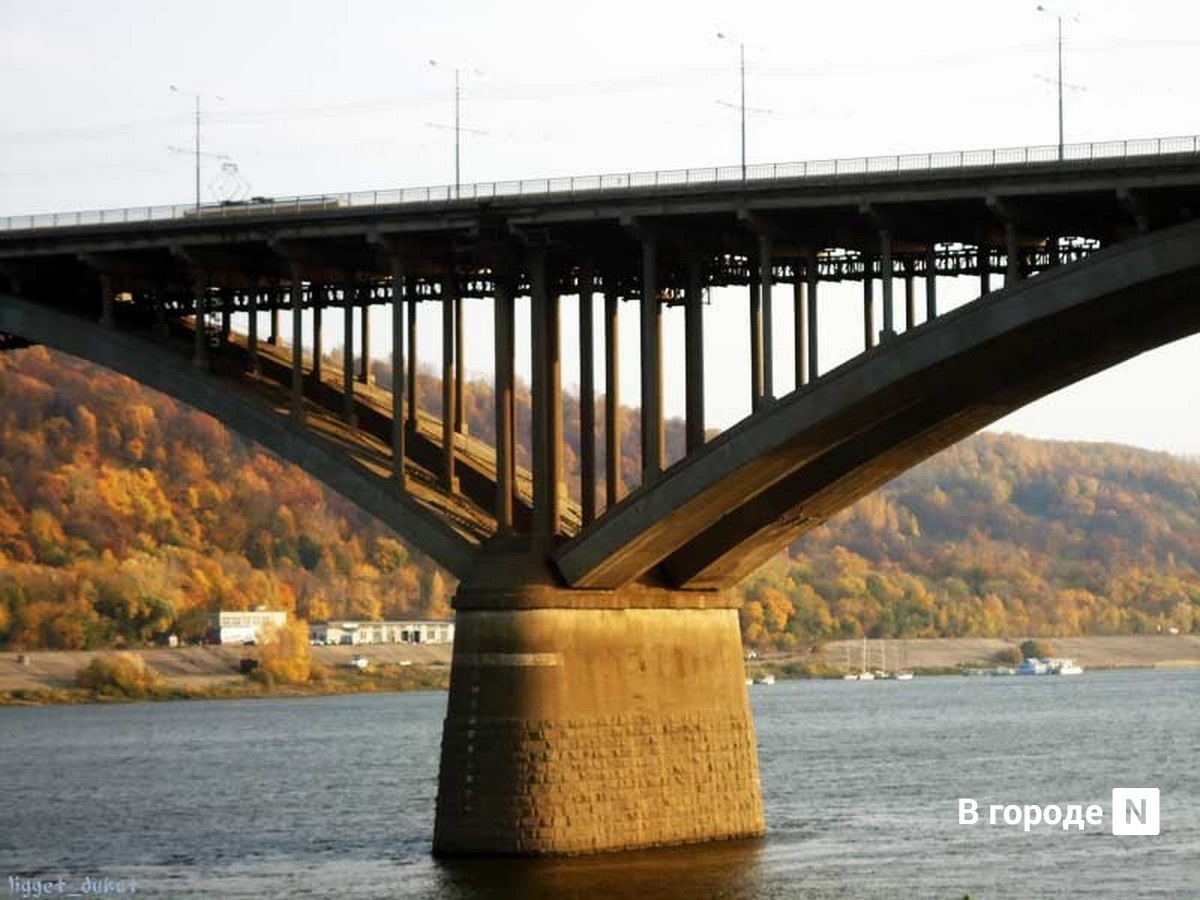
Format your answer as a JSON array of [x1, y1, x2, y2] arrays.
[[1, 346, 1197, 650], [0, 347, 451, 649]]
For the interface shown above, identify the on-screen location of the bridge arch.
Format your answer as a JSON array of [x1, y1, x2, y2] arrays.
[[556, 217, 1200, 590], [0, 294, 476, 577]]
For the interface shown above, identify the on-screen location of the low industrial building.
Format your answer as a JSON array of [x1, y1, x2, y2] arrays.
[[207, 610, 288, 645], [310, 619, 455, 646]]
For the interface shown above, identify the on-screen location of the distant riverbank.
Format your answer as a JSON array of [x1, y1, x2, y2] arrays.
[[0, 643, 452, 705], [750, 634, 1200, 679], [2, 635, 1196, 705]]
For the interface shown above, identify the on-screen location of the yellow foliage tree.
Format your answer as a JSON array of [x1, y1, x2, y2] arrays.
[[256, 618, 311, 684]]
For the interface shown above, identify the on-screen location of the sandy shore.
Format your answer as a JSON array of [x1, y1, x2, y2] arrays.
[[0, 643, 453, 694], [0, 635, 1195, 698], [799, 634, 1200, 673]]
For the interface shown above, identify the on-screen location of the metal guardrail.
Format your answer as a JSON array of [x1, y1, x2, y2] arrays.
[[3, 135, 1198, 233]]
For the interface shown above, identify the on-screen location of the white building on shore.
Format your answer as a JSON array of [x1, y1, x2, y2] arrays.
[[310, 619, 454, 646], [208, 610, 288, 645]]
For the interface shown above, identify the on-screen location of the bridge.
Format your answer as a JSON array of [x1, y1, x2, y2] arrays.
[[3, 135, 1200, 855]]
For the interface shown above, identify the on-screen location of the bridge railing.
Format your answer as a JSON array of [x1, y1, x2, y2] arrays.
[[3, 134, 1198, 233]]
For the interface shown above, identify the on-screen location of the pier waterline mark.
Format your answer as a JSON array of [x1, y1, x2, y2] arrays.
[[958, 788, 1161, 835]]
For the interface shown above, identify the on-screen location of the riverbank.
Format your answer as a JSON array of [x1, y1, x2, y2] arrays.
[[751, 634, 1200, 678], [2, 635, 1196, 705], [0, 643, 452, 705]]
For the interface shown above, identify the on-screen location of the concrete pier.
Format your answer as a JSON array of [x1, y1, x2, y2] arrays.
[[433, 557, 765, 856]]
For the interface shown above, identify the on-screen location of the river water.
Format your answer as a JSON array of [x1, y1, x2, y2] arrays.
[[0, 669, 1195, 899]]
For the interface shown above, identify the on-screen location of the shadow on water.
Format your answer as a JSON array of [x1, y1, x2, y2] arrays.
[[431, 838, 766, 900]]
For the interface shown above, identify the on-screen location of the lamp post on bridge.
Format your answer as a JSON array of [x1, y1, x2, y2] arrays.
[[428, 60, 485, 198], [169, 85, 224, 211], [1036, 5, 1081, 161], [716, 32, 747, 182]]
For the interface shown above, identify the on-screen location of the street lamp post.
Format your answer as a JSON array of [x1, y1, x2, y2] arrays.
[[1036, 5, 1077, 161], [170, 85, 223, 210], [429, 61, 483, 198], [717, 33, 747, 181]]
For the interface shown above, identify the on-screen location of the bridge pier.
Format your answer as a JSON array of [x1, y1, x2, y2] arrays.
[[978, 242, 992, 295], [903, 261, 916, 331], [684, 252, 705, 451], [806, 255, 819, 381], [879, 229, 895, 340], [442, 270, 458, 491], [640, 236, 664, 483], [406, 294, 418, 428], [342, 283, 355, 425], [862, 257, 875, 349], [578, 264, 598, 522], [604, 282, 623, 507], [758, 234, 774, 404], [390, 259, 406, 487], [433, 557, 765, 856], [311, 286, 323, 383], [358, 302, 373, 385], [924, 243, 938, 318], [247, 285, 259, 374]]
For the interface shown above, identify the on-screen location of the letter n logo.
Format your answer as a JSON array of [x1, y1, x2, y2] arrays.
[[1111, 788, 1160, 835]]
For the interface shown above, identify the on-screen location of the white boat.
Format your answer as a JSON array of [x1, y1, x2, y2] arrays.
[[883, 640, 914, 680], [1049, 658, 1084, 675], [1018, 657, 1050, 675], [842, 645, 858, 680], [856, 636, 875, 680], [754, 674, 776, 685]]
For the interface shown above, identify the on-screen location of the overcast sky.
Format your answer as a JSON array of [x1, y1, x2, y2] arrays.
[[3, 0, 1199, 456]]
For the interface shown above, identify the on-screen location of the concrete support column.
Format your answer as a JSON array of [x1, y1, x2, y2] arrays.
[[342, 283, 356, 426], [406, 295, 418, 428], [192, 272, 208, 369], [640, 237, 664, 483], [978, 242, 991, 296], [493, 269, 516, 531], [925, 244, 938, 319], [578, 265, 597, 525], [268, 304, 279, 346], [748, 276, 764, 411], [1006, 222, 1022, 285], [99, 273, 114, 328], [880, 231, 895, 340], [359, 302, 372, 384], [454, 293, 466, 434], [862, 256, 875, 350], [1048, 235, 1061, 268], [247, 285, 259, 375], [289, 266, 304, 420], [806, 256, 820, 382], [530, 249, 562, 539], [433, 578, 766, 856], [793, 267, 807, 389], [904, 263, 916, 331], [311, 285, 323, 383], [604, 284, 623, 508], [390, 259, 407, 488], [758, 235, 774, 403], [685, 252, 706, 453], [220, 288, 231, 346], [442, 273, 457, 491]]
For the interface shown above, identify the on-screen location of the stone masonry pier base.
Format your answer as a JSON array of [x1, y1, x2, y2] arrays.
[[432, 566, 765, 856]]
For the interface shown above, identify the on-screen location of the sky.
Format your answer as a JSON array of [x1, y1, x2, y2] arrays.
[[3, 0, 1199, 456]]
